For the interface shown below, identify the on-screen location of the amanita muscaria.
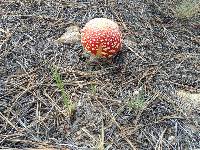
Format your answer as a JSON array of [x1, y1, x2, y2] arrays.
[[81, 18, 122, 58]]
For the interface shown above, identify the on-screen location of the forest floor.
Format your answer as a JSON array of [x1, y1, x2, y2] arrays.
[[0, 0, 199, 150]]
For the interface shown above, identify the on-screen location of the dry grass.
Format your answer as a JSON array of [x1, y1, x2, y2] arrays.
[[0, 0, 200, 149], [175, 0, 200, 19]]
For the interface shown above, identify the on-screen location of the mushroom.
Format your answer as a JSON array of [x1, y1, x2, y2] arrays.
[[81, 18, 122, 58]]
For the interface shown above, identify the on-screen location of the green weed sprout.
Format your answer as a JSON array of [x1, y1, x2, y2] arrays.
[[128, 89, 145, 110], [90, 84, 97, 95], [52, 67, 75, 115]]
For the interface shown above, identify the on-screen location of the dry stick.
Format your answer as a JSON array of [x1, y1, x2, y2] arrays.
[[123, 87, 185, 136], [126, 115, 184, 138], [58, 66, 97, 77], [0, 112, 19, 131], [97, 100, 137, 150], [36, 98, 40, 140], [134, 92, 159, 126], [121, 93, 160, 136], [142, 130, 155, 147], [18, 118, 39, 141], [77, 91, 122, 104], [0, 13, 72, 22], [124, 42, 146, 61], [7, 85, 65, 130], [6, 85, 37, 116], [81, 127, 98, 145], [99, 112, 105, 150], [43, 89, 69, 117], [155, 128, 167, 150], [0, 91, 50, 143], [5, 71, 68, 124], [3, 85, 37, 129], [2, 149, 57, 150], [1, 138, 58, 150], [0, 29, 13, 60], [4, 82, 41, 138], [148, 85, 190, 120], [164, 80, 200, 93], [58, 65, 122, 78], [4, 67, 40, 111]]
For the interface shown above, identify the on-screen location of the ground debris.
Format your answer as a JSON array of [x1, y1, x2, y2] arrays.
[[0, 0, 199, 149], [55, 25, 81, 44]]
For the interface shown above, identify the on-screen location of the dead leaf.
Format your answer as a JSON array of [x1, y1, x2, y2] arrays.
[[177, 90, 200, 105], [177, 90, 200, 114], [56, 26, 81, 44]]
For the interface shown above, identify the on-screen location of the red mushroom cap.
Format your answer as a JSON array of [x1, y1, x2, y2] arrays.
[[81, 18, 122, 58]]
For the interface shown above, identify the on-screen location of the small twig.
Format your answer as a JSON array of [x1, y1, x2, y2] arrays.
[[0, 112, 19, 131], [155, 128, 167, 150], [124, 42, 146, 61], [97, 100, 137, 150]]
